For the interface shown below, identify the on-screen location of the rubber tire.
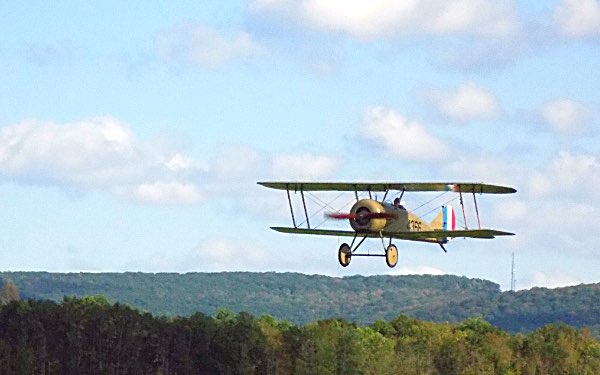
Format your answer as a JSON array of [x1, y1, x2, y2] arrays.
[[385, 244, 398, 268], [338, 243, 351, 267]]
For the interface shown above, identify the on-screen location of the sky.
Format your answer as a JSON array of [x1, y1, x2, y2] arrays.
[[1, 1, 599, 291]]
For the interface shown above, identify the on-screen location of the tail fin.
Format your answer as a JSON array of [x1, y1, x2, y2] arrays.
[[431, 205, 456, 230]]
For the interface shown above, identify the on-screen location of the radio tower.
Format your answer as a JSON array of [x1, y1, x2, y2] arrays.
[[510, 252, 516, 291]]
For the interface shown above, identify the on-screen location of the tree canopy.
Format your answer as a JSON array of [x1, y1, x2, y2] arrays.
[[3, 271, 600, 339], [1, 297, 599, 374]]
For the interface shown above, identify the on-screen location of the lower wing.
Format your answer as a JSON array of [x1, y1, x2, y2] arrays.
[[270, 227, 514, 242]]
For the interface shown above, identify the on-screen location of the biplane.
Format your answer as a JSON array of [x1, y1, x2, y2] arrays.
[[258, 182, 516, 268]]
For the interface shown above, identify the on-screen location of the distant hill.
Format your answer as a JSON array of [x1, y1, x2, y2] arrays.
[[2, 272, 600, 336]]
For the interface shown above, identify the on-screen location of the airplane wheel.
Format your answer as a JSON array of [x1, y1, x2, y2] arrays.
[[385, 244, 398, 268], [338, 243, 351, 267]]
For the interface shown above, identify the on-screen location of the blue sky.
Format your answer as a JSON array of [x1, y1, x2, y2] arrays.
[[1, 1, 599, 290]]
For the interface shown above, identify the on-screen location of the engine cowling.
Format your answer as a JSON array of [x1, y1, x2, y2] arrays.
[[349, 199, 387, 232]]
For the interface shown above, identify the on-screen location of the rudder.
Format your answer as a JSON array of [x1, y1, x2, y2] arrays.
[[431, 205, 455, 230]]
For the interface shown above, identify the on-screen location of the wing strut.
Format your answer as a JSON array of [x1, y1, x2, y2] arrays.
[[458, 187, 469, 230], [300, 186, 310, 229], [472, 190, 482, 229], [286, 185, 298, 228], [399, 188, 405, 201]]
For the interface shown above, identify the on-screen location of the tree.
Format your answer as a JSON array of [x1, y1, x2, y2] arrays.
[[0, 281, 20, 305]]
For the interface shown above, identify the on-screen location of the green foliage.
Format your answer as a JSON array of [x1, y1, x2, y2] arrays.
[[1, 298, 599, 374], [2, 271, 600, 340], [0, 280, 20, 305]]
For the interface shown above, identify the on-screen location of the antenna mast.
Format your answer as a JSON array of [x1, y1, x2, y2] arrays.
[[510, 252, 516, 291]]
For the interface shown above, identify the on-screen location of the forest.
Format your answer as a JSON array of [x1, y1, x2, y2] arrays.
[[2, 272, 600, 338], [1, 295, 600, 374]]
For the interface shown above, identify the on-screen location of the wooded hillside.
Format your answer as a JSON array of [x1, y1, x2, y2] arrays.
[[2, 272, 599, 337]]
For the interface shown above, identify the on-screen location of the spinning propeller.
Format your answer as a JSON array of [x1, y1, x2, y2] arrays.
[[325, 212, 396, 220]]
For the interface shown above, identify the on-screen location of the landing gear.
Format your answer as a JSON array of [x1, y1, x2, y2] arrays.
[[385, 244, 398, 268], [337, 237, 398, 268], [338, 243, 351, 267]]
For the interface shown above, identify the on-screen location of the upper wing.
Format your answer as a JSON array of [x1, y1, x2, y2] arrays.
[[258, 182, 516, 194], [270, 227, 515, 240]]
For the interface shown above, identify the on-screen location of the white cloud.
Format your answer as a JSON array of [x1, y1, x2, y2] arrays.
[[389, 265, 445, 276], [444, 156, 524, 184], [548, 151, 600, 198], [155, 22, 262, 68], [483, 151, 600, 257], [272, 152, 340, 180], [128, 235, 329, 273], [554, 0, 600, 37], [540, 98, 591, 134], [520, 271, 582, 290], [441, 150, 600, 257], [211, 144, 264, 181], [493, 199, 528, 223], [436, 37, 526, 71], [526, 171, 553, 197], [250, 0, 519, 39], [0, 117, 206, 204], [116, 182, 203, 205], [194, 238, 267, 268], [181, 237, 292, 272], [0, 117, 137, 186], [166, 153, 197, 172], [524, 151, 600, 200], [360, 106, 448, 160], [427, 82, 500, 122]]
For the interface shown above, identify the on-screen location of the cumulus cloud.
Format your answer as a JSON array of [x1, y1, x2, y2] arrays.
[[272, 153, 340, 180], [477, 151, 600, 257], [521, 271, 582, 290], [115, 182, 203, 205], [211, 144, 265, 182], [444, 156, 525, 185], [554, 0, 600, 37], [0, 117, 206, 204], [427, 82, 500, 122], [250, 0, 520, 39], [186, 237, 270, 271], [179, 237, 309, 272], [543, 151, 600, 198], [360, 106, 448, 160], [389, 265, 445, 276], [155, 22, 262, 68], [441, 149, 600, 256], [540, 98, 592, 134]]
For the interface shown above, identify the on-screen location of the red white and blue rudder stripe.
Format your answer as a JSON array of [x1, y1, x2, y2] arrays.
[[443, 205, 456, 231]]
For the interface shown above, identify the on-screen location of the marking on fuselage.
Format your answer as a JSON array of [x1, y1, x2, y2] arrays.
[[407, 220, 422, 231]]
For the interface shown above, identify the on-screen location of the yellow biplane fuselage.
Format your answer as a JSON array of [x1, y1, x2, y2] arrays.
[[349, 199, 433, 233]]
